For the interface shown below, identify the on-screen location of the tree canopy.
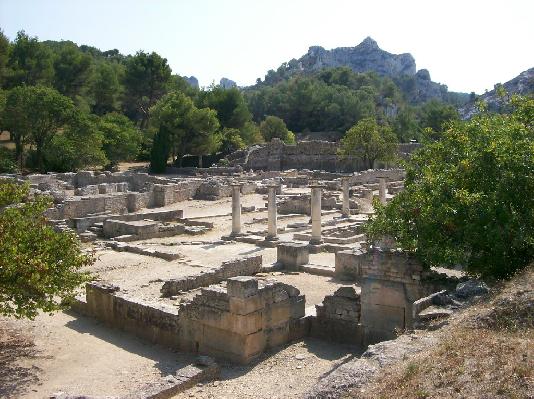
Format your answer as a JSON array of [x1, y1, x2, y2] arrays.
[[259, 115, 295, 144], [366, 95, 534, 279], [338, 117, 398, 169], [0, 181, 91, 319]]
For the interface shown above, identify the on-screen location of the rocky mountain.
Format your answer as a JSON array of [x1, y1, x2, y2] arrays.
[[261, 37, 468, 105], [220, 77, 237, 89], [459, 67, 534, 119], [297, 37, 416, 77], [183, 75, 199, 88]]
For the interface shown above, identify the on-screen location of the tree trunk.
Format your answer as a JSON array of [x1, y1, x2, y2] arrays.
[[198, 154, 203, 169]]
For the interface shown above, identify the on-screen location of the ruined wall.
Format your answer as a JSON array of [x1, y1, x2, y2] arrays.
[[311, 286, 362, 345], [161, 256, 263, 297], [233, 140, 419, 172], [358, 249, 426, 344], [81, 277, 306, 364], [178, 277, 306, 363]]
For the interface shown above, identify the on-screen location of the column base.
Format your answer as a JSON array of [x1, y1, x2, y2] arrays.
[[309, 239, 323, 245]]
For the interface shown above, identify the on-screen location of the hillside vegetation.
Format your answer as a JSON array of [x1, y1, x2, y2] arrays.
[[346, 266, 533, 399]]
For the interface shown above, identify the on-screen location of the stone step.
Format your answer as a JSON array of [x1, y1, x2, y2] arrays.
[[300, 264, 335, 277]]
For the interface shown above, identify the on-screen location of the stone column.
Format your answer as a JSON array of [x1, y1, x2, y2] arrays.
[[266, 184, 278, 240], [310, 185, 323, 245], [341, 177, 350, 217], [231, 183, 242, 236], [378, 178, 387, 205]]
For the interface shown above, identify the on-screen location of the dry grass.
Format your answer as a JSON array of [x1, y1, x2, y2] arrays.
[[348, 266, 534, 399]]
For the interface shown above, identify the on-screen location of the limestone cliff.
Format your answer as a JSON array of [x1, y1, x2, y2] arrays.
[[263, 37, 467, 104], [459, 67, 534, 119], [298, 37, 416, 77]]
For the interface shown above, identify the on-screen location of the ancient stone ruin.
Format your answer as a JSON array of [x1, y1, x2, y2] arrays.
[[2, 160, 464, 397]]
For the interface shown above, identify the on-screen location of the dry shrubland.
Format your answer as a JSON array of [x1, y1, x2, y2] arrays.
[[348, 266, 534, 399]]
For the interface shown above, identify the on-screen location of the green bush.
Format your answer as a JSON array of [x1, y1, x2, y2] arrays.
[[366, 96, 534, 279]]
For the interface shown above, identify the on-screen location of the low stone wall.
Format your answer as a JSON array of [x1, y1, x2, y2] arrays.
[[79, 277, 306, 364], [161, 255, 263, 297], [195, 179, 257, 201], [178, 277, 306, 363], [231, 140, 419, 172], [311, 286, 362, 345]]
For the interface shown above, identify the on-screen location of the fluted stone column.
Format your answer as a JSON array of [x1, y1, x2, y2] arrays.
[[231, 183, 242, 236], [310, 185, 323, 245], [266, 184, 278, 240], [341, 177, 350, 217], [378, 178, 387, 205]]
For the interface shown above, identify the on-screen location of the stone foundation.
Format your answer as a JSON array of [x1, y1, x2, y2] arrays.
[[79, 277, 306, 364], [161, 256, 263, 297]]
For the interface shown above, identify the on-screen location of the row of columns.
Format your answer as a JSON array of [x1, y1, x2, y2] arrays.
[[230, 177, 386, 242]]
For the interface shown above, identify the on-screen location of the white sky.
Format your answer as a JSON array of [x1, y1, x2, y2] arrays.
[[1, 0, 533, 93]]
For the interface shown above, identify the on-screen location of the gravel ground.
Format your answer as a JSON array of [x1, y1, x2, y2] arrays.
[[173, 338, 359, 399]]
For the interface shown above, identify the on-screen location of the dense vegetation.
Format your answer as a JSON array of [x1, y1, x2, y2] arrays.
[[366, 95, 534, 279], [245, 66, 460, 138], [0, 30, 462, 174], [0, 181, 91, 318]]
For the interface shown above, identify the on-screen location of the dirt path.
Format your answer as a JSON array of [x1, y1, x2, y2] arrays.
[[173, 338, 360, 399], [1, 312, 195, 399]]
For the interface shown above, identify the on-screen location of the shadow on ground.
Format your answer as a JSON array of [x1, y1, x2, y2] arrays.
[[64, 311, 195, 376], [0, 321, 40, 399]]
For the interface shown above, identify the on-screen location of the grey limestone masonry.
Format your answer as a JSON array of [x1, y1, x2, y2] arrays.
[[311, 286, 362, 345], [228, 139, 419, 172], [79, 277, 306, 364], [277, 242, 310, 271], [359, 248, 427, 345], [161, 256, 263, 297]]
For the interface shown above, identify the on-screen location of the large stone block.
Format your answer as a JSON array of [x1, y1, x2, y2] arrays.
[[277, 242, 309, 271], [227, 276, 259, 298]]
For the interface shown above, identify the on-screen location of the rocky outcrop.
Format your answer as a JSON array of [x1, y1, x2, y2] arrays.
[[459, 67, 534, 119], [183, 75, 199, 88], [298, 37, 416, 77], [220, 77, 237, 88], [263, 36, 467, 104]]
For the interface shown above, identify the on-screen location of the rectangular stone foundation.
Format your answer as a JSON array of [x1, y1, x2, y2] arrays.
[[78, 276, 306, 364]]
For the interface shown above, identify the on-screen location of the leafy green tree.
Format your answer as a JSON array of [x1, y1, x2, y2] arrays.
[[366, 95, 534, 279], [259, 115, 295, 144], [0, 29, 10, 87], [220, 127, 246, 154], [0, 181, 91, 319], [91, 61, 124, 115], [3, 85, 74, 171], [7, 31, 54, 87], [393, 107, 420, 142], [43, 113, 106, 172], [123, 51, 172, 128], [185, 106, 221, 167], [98, 113, 141, 169], [149, 126, 170, 173], [150, 91, 195, 165], [419, 100, 459, 140], [52, 42, 93, 101], [198, 86, 251, 130], [338, 117, 398, 169]]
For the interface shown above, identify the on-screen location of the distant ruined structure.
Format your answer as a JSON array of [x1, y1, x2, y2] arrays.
[[227, 139, 420, 172]]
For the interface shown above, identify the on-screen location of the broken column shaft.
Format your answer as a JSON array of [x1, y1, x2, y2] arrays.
[[231, 183, 242, 235], [310, 185, 323, 245], [341, 177, 350, 217], [378, 178, 387, 205], [266, 184, 278, 240]]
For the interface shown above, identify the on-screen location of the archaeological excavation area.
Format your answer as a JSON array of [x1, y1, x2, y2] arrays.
[[7, 160, 467, 399]]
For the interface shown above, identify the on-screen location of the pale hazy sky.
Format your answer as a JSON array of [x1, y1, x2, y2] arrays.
[[1, 0, 533, 94]]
